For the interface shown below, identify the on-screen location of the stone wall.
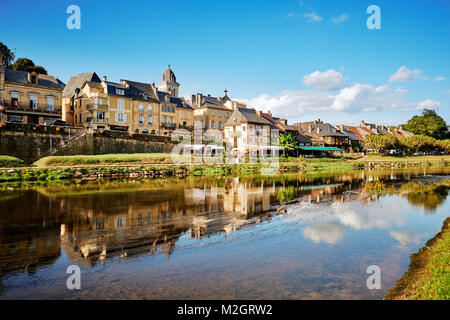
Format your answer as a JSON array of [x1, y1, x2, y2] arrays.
[[0, 123, 175, 163]]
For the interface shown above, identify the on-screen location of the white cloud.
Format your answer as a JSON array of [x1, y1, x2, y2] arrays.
[[285, 12, 295, 19], [389, 66, 422, 82], [303, 222, 345, 244], [390, 231, 420, 246], [330, 83, 373, 111], [302, 69, 345, 90], [374, 84, 391, 93], [331, 14, 348, 24], [303, 12, 322, 22], [435, 76, 446, 81], [416, 99, 441, 110], [394, 87, 409, 94]]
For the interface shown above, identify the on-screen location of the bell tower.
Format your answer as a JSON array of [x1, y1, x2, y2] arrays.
[[158, 65, 180, 98]]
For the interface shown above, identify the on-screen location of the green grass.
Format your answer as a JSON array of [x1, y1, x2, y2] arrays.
[[0, 156, 26, 167], [385, 217, 450, 300], [34, 153, 181, 167]]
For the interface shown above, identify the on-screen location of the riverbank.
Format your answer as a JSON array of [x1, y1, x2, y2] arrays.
[[0, 154, 448, 183], [384, 217, 450, 300]]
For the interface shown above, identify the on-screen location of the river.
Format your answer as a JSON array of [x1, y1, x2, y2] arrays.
[[0, 167, 449, 299]]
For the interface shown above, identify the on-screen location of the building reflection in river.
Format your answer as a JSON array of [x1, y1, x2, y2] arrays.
[[0, 168, 448, 276]]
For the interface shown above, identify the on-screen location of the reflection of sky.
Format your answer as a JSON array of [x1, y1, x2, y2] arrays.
[[283, 196, 447, 247]]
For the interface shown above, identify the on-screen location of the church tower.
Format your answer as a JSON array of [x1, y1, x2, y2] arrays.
[[158, 65, 180, 98]]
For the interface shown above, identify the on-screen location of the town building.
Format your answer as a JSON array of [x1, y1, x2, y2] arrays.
[[0, 55, 65, 125], [224, 107, 277, 157], [295, 119, 350, 151], [62, 66, 193, 134], [192, 90, 243, 131]]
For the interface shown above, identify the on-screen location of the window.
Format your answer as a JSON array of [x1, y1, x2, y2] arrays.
[[138, 114, 143, 123], [118, 99, 125, 111], [211, 111, 215, 117], [147, 104, 152, 114], [46, 96, 54, 111], [163, 116, 167, 124], [11, 92, 19, 107], [148, 115, 152, 124], [97, 111, 105, 122], [162, 105, 167, 112], [138, 103, 144, 113], [169, 117, 173, 124], [210, 121, 215, 129], [219, 111, 223, 117], [29, 95, 37, 109], [94, 98, 98, 109], [116, 88, 124, 95], [225, 112, 230, 118], [169, 105, 174, 113], [116, 112, 124, 123]]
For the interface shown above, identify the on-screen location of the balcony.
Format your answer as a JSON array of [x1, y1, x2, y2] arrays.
[[86, 117, 109, 124], [86, 104, 109, 111], [0, 100, 61, 115], [161, 122, 176, 129], [178, 124, 194, 131]]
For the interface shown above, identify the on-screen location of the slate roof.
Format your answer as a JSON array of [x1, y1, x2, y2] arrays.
[[343, 126, 364, 141], [158, 91, 193, 110], [63, 72, 101, 97], [225, 107, 271, 126], [297, 122, 347, 138], [4, 69, 65, 89], [122, 79, 159, 102]]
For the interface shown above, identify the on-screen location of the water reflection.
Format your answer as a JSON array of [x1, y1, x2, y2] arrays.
[[0, 167, 449, 299]]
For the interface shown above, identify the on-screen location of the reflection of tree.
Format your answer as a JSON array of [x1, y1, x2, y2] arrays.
[[401, 180, 450, 213], [276, 186, 296, 203]]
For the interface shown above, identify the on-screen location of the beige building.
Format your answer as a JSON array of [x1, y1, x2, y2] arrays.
[[192, 90, 245, 131], [62, 66, 193, 134], [0, 55, 65, 125], [224, 107, 274, 157]]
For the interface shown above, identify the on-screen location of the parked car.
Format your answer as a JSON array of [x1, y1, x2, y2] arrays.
[[142, 129, 149, 134]]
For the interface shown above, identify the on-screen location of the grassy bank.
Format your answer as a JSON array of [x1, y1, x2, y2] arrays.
[[0, 156, 26, 168], [384, 217, 450, 300]]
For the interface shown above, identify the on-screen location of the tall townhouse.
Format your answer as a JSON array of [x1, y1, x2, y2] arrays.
[[0, 55, 65, 125], [191, 90, 245, 132]]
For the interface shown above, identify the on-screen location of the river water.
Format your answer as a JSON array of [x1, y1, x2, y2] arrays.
[[0, 167, 449, 299]]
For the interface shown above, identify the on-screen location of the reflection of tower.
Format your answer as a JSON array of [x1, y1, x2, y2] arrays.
[[158, 65, 180, 98]]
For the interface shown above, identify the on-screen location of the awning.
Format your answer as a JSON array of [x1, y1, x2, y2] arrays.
[[299, 146, 343, 151]]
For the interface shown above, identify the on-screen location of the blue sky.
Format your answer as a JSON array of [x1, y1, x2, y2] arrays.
[[1, 0, 449, 125]]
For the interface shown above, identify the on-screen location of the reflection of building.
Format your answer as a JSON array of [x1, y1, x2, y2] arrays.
[[0, 55, 65, 125]]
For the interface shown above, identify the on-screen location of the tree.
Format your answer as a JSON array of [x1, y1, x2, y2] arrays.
[[279, 133, 298, 157], [0, 42, 15, 67], [403, 109, 448, 140], [11, 57, 47, 75], [399, 135, 437, 153], [365, 134, 399, 155]]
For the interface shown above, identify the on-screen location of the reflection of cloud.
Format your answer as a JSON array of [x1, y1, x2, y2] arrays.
[[303, 222, 345, 244], [390, 231, 421, 246]]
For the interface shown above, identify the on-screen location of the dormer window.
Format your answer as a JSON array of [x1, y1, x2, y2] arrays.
[[116, 88, 124, 95], [31, 75, 37, 84], [143, 94, 148, 99]]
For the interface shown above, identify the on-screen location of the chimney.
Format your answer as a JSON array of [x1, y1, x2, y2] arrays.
[[308, 124, 312, 133], [340, 125, 344, 132], [102, 76, 107, 82], [316, 127, 320, 134], [196, 93, 202, 107], [256, 110, 262, 117]]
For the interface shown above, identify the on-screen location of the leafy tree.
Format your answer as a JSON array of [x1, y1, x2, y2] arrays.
[[0, 42, 15, 67], [11, 57, 47, 75], [399, 135, 437, 153], [403, 109, 448, 140], [279, 133, 298, 156], [365, 134, 399, 155]]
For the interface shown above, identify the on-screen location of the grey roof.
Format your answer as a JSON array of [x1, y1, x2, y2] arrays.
[[63, 72, 101, 97], [342, 128, 362, 141], [158, 91, 193, 110], [4, 69, 65, 89], [225, 107, 271, 126], [297, 122, 347, 138], [122, 79, 159, 102]]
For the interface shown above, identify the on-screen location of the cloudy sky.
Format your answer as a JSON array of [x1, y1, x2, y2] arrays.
[[1, 0, 449, 125]]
